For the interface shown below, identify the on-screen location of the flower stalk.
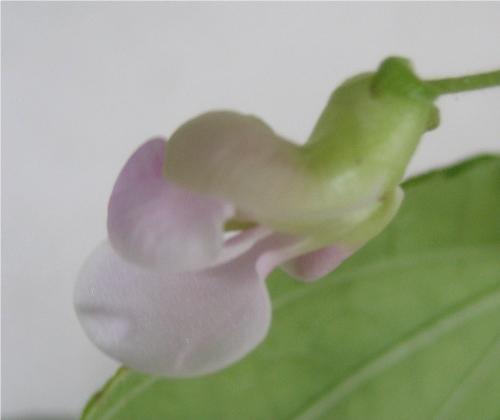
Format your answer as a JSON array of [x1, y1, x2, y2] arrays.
[[426, 69, 500, 96]]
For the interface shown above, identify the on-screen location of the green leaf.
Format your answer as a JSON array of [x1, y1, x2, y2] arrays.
[[82, 155, 500, 420]]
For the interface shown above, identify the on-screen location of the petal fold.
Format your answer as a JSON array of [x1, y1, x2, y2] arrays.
[[108, 139, 233, 272], [255, 236, 353, 282]]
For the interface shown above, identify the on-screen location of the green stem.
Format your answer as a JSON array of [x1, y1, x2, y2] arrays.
[[426, 69, 500, 96]]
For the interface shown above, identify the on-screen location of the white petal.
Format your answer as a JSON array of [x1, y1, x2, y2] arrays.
[[74, 241, 271, 377], [108, 139, 233, 272], [164, 112, 309, 231], [164, 111, 387, 237]]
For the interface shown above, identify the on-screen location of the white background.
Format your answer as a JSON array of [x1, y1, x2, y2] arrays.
[[2, 2, 500, 418]]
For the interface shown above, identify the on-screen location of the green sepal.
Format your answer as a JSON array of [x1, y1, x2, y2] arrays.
[[302, 57, 438, 196]]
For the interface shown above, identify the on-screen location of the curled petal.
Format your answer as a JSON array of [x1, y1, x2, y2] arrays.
[[254, 235, 349, 282], [282, 245, 355, 282], [108, 139, 233, 272], [255, 235, 311, 280], [74, 241, 271, 377]]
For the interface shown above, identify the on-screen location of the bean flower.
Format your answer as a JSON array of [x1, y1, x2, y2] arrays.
[[75, 57, 500, 377]]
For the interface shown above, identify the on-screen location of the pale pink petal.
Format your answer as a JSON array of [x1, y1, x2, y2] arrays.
[[282, 245, 355, 282], [74, 241, 271, 378], [254, 235, 354, 282], [108, 139, 233, 272], [255, 235, 307, 280], [215, 226, 272, 266]]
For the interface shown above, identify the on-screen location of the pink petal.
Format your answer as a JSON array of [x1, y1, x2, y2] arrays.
[[108, 139, 233, 272], [74, 241, 271, 377], [282, 245, 355, 282], [254, 235, 355, 282], [255, 234, 307, 280]]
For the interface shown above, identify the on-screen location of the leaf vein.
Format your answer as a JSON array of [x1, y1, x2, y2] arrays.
[[431, 333, 500, 420], [289, 285, 500, 420]]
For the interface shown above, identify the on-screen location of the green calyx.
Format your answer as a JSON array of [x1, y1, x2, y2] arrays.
[[287, 56, 499, 247], [302, 57, 437, 198], [301, 56, 499, 197]]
